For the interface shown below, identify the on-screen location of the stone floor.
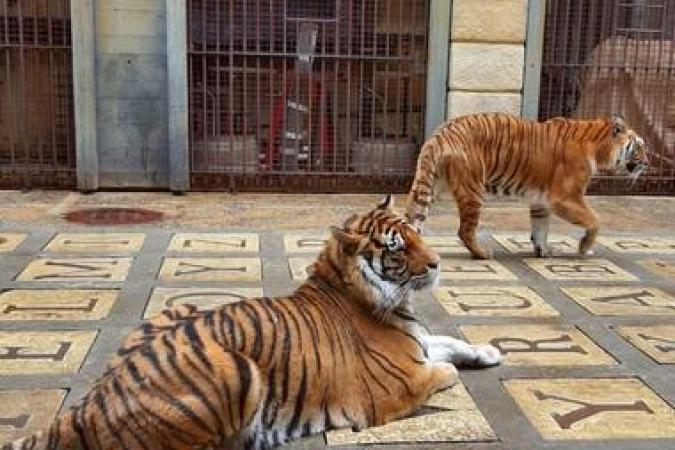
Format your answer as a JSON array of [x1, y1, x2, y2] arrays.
[[0, 191, 674, 450]]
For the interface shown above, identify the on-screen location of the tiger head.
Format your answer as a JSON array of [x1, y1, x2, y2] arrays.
[[607, 114, 649, 178], [319, 195, 440, 321]]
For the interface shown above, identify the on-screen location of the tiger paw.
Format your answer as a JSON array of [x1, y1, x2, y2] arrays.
[[470, 248, 493, 260], [534, 245, 554, 258], [473, 344, 502, 367], [578, 242, 595, 257]]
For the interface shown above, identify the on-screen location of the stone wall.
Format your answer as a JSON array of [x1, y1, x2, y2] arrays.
[[447, 0, 528, 118]]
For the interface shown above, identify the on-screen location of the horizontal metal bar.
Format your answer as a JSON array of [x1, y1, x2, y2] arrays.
[[186, 51, 418, 62]]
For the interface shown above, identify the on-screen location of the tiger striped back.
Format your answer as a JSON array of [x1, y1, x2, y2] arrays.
[[3, 197, 463, 450], [405, 113, 648, 259]]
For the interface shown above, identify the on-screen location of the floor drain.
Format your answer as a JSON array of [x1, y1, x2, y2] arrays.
[[64, 208, 164, 225]]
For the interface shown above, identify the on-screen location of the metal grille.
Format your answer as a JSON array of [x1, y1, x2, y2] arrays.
[[540, 0, 675, 194], [187, 0, 429, 192], [0, 0, 75, 189]]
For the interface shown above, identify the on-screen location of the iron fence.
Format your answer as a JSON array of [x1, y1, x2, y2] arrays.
[[187, 0, 429, 192], [540, 0, 675, 194], [0, 0, 75, 189]]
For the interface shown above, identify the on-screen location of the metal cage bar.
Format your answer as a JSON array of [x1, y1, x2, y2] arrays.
[[539, 0, 675, 195], [186, 0, 429, 192], [0, 0, 75, 189]]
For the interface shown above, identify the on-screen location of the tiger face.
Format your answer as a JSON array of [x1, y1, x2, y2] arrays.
[[327, 195, 440, 319], [609, 115, 649, 177]]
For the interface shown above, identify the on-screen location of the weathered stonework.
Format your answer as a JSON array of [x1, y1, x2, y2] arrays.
[[447, 92, 522, 118], [447, 0, 529, 118], [452, 0, 528, 43], [450, 43, 525, 91]]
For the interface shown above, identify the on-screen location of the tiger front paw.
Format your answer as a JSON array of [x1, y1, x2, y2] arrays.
[[473, 344, 502, 367]]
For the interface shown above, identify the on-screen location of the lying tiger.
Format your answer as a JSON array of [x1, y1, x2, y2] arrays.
[[4, 196, 500, 450], [406, 113, 649, 259]]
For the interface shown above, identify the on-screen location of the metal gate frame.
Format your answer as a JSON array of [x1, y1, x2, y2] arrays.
[[0, 0, 76, 189], [167, 0, 450, 194], [178, 0, 436, 193], [523, 0, 675, 195]]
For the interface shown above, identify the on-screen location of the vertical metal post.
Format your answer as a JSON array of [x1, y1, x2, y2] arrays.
[[71, 0, 98, 191], [424, 0, 451, 137], [522, 0, 546, 119], [167, 0, 190, 192]]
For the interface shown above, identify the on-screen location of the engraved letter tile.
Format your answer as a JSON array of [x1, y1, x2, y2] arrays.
[[17, 258, 133, 282], [0, 289, 117, 320], [460, 324, 615, 366], [158, 258, 261, 282], [169, 233, 259, 253], [504, 378, 675, 439], [0, 331, 97, 375], [0, 390, 66, 442], [562, 286, 675, 316], [433, 286, 559, 317]]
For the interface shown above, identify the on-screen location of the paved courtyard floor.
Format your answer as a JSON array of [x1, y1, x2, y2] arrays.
[[0, 191, 674, 450]]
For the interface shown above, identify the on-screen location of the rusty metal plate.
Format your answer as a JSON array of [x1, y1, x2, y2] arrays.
[[63, 208, 164, 225]]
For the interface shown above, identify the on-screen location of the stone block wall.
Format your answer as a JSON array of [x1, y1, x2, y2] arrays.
[[447, 0, 529, 118]]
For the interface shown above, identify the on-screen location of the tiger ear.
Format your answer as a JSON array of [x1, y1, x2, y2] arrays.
[[611, 114, 625, 136], [342, 213, 358, 229], [376, 194, 394, 210], [329, 226, 361, 255]]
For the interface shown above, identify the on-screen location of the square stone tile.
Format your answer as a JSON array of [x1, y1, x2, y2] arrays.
[[424, 235, 470, 256], [158, 258, 261, 282], [493, 233, 578, 255], [640, 260, 675, 279], [145, 287, 264, 318], [616, 325, 675, 364], [434, 286, 559, 317], [16, 258, 133, 282], [44, 233, 145, 253], [598, 236, 675, 254], [0, 289, 117, 321], [325, 383, 495, 445], [284, 233, 328, 254], [288, 257, 315, 281], [0, 389, 66, 443], [504, 378, 675, 439], [0, 233, 27, 253], [524, 258, 638, 281], [459, 324, 616, 366], [168, 233, 259, 252], [0, 331, 97, 375], [440, 258, 517, 281], [562, 286, 675, 316]]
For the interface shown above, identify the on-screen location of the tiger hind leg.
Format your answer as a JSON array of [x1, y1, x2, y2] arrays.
[[529, 202, 552, 257], [456, 195, 491, 259]]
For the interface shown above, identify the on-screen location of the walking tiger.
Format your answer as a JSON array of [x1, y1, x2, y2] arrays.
[[3, 196, 501, 450], [405, 113, 648, 259]]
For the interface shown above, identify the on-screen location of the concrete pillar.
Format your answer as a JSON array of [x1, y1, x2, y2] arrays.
[[71, 0, 98, 192], [95, 0, 169, 188], [522, 0, 546, 119], [166, 0, 189, 192], [425, 0, 451, 137]]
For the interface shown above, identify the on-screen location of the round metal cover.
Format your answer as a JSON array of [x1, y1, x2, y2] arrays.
[[64, 208, 164, 225]]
